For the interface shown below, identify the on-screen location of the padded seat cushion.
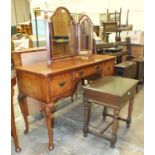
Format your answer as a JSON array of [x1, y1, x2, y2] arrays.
[[83, 76, 138, 108]]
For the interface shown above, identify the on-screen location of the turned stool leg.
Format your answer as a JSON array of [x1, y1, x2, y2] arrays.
[[126, 97, 134, 128], [102, 106, 108, 120], [71, 95, 74, 103], [111, 109, 120, 148], [83, 99, 91, 137]]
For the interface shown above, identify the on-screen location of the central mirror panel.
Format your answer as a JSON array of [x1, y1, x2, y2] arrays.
[[50, 7, 76, 59]]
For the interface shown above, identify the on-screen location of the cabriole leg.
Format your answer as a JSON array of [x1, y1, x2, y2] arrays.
[[18, 93, 29, 134], [12, 88, 21, 152], [42, 103, 54, 150]]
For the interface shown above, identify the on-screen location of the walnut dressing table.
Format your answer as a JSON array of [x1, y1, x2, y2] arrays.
[[16, 54, 115, 150], [14, 7, 116, 150]]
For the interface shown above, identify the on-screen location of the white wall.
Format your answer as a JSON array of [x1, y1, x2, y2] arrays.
[[107, 0, 144, 30], [11, 0, 17, 26], [11, 0, 31, 25], [30, 0, 109, 24], [30, 0, 144, 30]]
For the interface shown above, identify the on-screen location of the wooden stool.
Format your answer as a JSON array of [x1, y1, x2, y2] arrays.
[[82, 76, 138, 147], [11, 71, 21, 152]]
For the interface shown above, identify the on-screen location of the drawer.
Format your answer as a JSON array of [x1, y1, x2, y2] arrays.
[[50, 73, 73, 97], [121, 86, 137, 104], [74, 64, 102, 80], [102, 59, 115, 76]]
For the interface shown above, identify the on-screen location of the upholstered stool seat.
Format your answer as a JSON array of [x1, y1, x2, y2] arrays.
[[82, 76, 138, 147]]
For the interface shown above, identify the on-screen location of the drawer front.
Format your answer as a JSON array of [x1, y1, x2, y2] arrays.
[[102, 59, 115, 76], [122, 87, 136, 103], [74, 64, 102, 80], [50, 73, 73, 97]]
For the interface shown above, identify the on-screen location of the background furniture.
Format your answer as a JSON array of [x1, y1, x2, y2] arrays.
[[82, 76, 138, 147], [16, 21, 32, 35], [94, 37, 131, 64], [102, 8, 132, 42], [11, 70, 21, 152], [114, 61, 137, 79], [130, 44, 144, 58], [131, 57, 144, 83], [93, 25, 100, 37]]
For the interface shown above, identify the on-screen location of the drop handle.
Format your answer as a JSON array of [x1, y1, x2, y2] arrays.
[[79, 71, 84, 77], [107, 67, 111, 70], [59, 81, 66, 88], [96, 66, 101, 72]]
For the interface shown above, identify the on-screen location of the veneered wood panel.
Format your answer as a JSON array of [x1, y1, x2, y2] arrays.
[[17, 71, 49, 103], [131, 45, 144, 57], [49, 73, 73, 98], [102, 59, 115, 76]]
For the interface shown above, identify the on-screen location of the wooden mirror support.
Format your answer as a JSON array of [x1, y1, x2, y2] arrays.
[[45, 7, 77, 64], [77, 15, 94, 57]]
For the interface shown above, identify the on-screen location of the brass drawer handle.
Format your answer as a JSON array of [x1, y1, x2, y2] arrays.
[[59, 81, 66, 88], [96, 66, 101, 72], [79, 71, 84, 77], [107, 67, 111, 70]]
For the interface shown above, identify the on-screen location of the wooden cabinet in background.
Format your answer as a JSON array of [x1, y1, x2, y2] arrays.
[[17, 22, 32, 35], [131, 44, 144, 57]]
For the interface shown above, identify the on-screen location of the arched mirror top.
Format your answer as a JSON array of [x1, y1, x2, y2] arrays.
[[46, 7, 77, 62], [50, 7, 75, 39], [77, 15, 94, 56], [78, 15, 93, 26]]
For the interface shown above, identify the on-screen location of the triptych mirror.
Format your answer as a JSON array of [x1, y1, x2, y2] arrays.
[[45, 7, 94, 63]]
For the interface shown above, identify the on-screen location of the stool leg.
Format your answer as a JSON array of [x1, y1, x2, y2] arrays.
[[71, 95, 74, 103], [102, 106, 108, 120], [126, 97, 134, 128], [83, 100, 91, 137], [111, 109, 120, 148]]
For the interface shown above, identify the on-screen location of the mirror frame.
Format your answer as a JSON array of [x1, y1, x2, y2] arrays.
[[77, 15, 94, 56], [45, 7, 77, 64]]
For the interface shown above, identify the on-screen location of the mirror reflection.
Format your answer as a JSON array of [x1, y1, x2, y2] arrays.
[[50, 7, 76, 57], [78, 15, 93, 56]]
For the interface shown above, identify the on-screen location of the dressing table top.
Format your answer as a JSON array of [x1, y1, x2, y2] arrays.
[[16, 55, 115, 76]]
